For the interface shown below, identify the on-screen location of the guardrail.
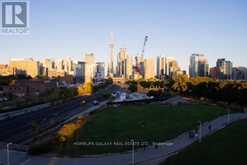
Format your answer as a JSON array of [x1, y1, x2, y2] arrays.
[[0, 103, 51, 121], [0, 142, 28, 152]]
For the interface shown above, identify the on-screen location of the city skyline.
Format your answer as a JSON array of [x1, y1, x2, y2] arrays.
[[2, 52, 246, 80], [1, 0, 247, 71]]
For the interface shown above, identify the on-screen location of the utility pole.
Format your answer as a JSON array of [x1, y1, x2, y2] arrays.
[[7, 142, 12, 165]]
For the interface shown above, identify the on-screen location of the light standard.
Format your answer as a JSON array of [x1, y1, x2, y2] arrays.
[[7, 142, 12, 165], [227, 109, 230, 124], [0, 148, 3, 165], [131, 139, 135, 165], [198, 121, 202, 143]]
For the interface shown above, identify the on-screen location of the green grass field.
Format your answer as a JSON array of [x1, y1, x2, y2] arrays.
[[54, 103, 226, 156], [161, 120, 247, 165]]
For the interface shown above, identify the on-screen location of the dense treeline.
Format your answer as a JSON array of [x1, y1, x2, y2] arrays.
[[172, 76, 247, 106], [126, 76, 247, 106]]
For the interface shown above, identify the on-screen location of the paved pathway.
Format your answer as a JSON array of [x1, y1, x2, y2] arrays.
[[3, 113, 247, 165]]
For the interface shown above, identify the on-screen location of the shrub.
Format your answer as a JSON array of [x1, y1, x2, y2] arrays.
[[57, 117, 87, 143]]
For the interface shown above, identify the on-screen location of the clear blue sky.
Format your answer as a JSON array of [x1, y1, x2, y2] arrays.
[[1, 0, 247, 71]]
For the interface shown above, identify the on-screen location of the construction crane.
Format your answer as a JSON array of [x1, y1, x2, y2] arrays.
[[133, 35, 149, 77], [141, 35, 148, 61]]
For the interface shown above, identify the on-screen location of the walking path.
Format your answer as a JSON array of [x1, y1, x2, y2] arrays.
[[3, 112, 247, 165]]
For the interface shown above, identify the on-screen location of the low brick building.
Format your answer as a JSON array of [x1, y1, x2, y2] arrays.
[[2, 79, 56, 97]]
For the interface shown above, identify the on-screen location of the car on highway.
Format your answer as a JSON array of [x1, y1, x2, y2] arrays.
[[111, 92, 117, 97], [92, 100, 99, 105], [81, 100, 87, 105], [189, 130, 195, 138]]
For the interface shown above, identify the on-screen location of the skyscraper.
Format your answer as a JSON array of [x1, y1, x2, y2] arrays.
[[189, 54, 209, 77], [189, 54, 198, 78], [55, 58, 75, 76], [108, 33, 115, 77], [9, 58, 40, 78], [126, 55, 133, 79], [75, 61, 85, 83], [232, 67, 247, 80], [216, 58, 233, 79], [56, 59, 65, 71], [43, 59, 55, 71], [64, 57, 75, 75], [156, 56, 162, 77], [116, 48, 132, 79], [209, 67, 221, 79], [144, 58, 155, 80], [225, 61, 233, 79], [84, 53, 95, 83], [95, 62, 105, 82], [157, 56, 181, 79]]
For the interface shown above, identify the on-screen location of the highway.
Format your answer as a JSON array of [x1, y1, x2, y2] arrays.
[[0, 85, 120, 145]]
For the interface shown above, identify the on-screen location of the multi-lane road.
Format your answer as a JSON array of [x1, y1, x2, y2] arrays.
[[0, 85, 120, 145]]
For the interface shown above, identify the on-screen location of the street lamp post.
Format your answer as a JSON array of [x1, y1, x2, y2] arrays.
[[7, 142, 12, 165], [198, 121, 202, 143], [0, 148, 3, 165], [227, 109, 230, 124], [131, 139, 135, 165]]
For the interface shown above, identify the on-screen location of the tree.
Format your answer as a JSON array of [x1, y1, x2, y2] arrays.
[[172, 75, 189, 93], [63, 88, 77, 98], [57, 117, 87, 143], [139, 81, 152, 88], [128, 81, 137, 92], [171, 77, 247, 107], [77, 82, 94, 96]]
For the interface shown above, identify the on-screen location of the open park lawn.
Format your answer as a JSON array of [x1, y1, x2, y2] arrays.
[[54, 103, 226, 156], [161, 120, 247, 165]]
